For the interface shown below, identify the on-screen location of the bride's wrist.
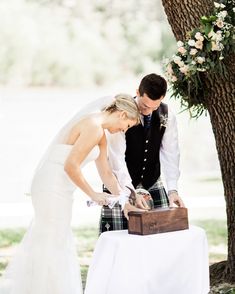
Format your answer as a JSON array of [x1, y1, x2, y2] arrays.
[[89, 191, 98, 200]]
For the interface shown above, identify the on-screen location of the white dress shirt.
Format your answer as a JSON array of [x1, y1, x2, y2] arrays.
[[106, 105, 180, 193]]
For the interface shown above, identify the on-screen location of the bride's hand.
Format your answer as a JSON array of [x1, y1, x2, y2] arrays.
[[90, 192, 110, 206], [123, 202, 147, 220]]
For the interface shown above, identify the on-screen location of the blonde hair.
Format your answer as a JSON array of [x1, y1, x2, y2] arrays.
[[104, 94, 140, 124]]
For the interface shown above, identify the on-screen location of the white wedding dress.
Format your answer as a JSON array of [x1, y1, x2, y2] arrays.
[[1, 143, 100, 294]]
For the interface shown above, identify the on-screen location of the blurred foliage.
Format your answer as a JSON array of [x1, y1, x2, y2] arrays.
[[0, 0, 175, 87], [74, 226, 98, 255], [192, 219, 227, 265], [193, 219, 227, 246], [0, 228, 26, 247]]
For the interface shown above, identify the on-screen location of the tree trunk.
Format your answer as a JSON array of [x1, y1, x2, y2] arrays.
[[206, 71, 235, 285], [162, 0, 235, 285]]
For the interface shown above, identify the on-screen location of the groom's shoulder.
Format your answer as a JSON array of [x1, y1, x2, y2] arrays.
[[158, 102, 168, 115]]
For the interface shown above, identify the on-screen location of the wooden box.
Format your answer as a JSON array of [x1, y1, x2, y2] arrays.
[[128, 207, 189, 235]]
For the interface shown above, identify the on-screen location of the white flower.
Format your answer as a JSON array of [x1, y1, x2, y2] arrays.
[[214, 2, 225, 9], [177, 41, 184, 47], [233, 8, 235, 12], [173, 56, 182, 64], [219, 55, 224, 60], [178, 61, 185, 67], [195, 32, 202, 40], [211, 41, 221, 51], [216, 19, 224, 28], [214, 2, 220, 8], [188, 39, 196, 46], [208, 30, 217, 40], [171, 75, 177, 82], [195, 40, 203, 49], [190, 48, 198, 55], [166, 64, 174, 75], [216, 31, 223, 41], [219, 43, 224, 50], [196, 57, 205, 64], [218, 11, 228, 19], [178, 46, 187, 55], [179, 65, 189, 74], [195, 32, 204, 42], [197, 68, 206, 72], [191, 60, 196, 65]]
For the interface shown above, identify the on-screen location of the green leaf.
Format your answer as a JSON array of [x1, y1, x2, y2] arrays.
[[206, 42, 212, 51], [205, 23, 213, 35], [209, 15, 217, 22], [209, 61, 215, 68], [201, 16, 209, 25]]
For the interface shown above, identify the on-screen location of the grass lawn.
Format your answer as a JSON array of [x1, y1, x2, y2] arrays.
[[0, 220, 234, 293], [192, 219, 228, 264]]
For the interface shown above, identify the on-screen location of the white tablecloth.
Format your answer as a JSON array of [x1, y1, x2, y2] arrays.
[[85, 225, 210, 294]]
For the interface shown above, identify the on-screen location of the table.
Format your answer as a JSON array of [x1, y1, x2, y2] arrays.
[[84, 226, 210, 294]]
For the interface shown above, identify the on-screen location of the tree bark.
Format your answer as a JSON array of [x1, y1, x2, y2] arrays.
[[206, 71, 235, 285], [162, 0, 213, 41], [162, 0, 235, 285]]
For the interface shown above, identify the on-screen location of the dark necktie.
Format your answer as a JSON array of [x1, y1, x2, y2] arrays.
[[143, 114, 151, 129]]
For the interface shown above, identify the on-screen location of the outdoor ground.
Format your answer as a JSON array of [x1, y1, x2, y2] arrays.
[[0, 218, 234, 293]]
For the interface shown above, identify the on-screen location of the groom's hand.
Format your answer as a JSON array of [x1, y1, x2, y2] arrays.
[[135, 193, 150, 209], [168, 191, 185, 208], [123, 202, 147, 220], [126, 187, 149, 209]]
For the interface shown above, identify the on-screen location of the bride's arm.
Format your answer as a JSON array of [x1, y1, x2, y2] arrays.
[[64, 121, 108, 204], [95, 134, 122, 195], [95, 134, 147, 215]]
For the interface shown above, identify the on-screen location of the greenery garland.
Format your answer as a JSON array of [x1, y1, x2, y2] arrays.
[[165, 0, 235, 117]]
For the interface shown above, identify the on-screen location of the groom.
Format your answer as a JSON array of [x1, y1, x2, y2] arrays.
[[99, 73, 185, 232]]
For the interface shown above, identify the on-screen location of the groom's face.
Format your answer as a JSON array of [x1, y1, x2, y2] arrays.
[[136, 91, 164, 115]]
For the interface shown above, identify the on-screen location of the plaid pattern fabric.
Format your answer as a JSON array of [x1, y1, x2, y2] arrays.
[[99, 177, 169, 233], [99, 203, 128, 233], [139, 178, 169, 208]]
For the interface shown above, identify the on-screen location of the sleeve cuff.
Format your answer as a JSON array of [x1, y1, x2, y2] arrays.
[[118, 186, 135, 210], [118, 196, 128, 210], [166, 180, 178, 192]]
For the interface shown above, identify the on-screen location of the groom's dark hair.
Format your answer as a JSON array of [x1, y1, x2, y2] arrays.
[[138, 73, 167, 100]]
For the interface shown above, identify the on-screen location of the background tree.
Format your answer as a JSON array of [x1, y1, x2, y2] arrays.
[[0, 0, 171, 87], [162, 0, 235, 285]]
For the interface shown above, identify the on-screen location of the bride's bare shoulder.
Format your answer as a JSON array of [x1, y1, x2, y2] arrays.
[[66, 114, 103, 144], [76, 113, 102, 129]]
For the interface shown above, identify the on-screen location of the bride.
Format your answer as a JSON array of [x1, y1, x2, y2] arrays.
[[0, 94, 145, 294]]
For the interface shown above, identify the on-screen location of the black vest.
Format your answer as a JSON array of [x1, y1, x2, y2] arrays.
[[125, 103, 168, 189]]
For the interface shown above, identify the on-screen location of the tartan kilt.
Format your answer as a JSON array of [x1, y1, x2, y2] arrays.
[[99, 178, 169, 233]]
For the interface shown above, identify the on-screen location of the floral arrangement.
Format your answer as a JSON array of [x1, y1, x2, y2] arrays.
[[165, 0, 235, 117], [159, 113, 168, 129]]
